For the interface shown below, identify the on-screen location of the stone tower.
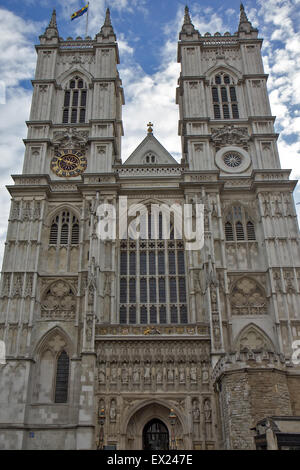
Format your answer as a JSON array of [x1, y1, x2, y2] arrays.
[[0, 5, 299, 450], [177, 5, 300, 449]]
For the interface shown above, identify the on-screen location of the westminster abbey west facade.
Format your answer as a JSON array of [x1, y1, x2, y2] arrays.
[[0, 4, 300, 450]]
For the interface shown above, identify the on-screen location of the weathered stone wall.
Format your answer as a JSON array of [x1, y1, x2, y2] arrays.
[[217, 367, 294, 449], [287, 375, 300, 415], [249, 370, 292, 424]]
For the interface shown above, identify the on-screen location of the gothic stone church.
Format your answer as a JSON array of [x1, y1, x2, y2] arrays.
[[0, 5, 300, 450]]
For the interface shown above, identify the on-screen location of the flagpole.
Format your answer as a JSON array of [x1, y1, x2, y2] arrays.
[[85, 2, 89, 37]]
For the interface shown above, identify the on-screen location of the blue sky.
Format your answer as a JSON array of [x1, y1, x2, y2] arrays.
[[0, 0, 299, 263]]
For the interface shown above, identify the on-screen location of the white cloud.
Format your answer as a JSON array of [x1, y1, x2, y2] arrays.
[[0, 8, 43, 87]]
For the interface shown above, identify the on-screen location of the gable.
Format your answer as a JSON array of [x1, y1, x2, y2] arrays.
[[123, 134, 179, 166]]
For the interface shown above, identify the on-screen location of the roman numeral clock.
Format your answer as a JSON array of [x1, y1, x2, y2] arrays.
[[51, 148, 87, 177]]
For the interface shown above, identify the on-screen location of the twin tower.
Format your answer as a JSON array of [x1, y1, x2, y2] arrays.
[[0, 5, 300, 450]]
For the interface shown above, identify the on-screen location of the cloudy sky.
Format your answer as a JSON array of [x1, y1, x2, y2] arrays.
[[0, 0, 299, 263]]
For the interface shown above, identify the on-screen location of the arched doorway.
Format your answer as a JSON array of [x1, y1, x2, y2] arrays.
[[143, 419, 169, 450]]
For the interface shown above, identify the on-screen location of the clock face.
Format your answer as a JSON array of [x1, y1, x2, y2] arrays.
[[51, 149, 87, 177]]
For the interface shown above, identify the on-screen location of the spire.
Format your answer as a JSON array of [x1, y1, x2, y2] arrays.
[[238, 2, 257, 34], [184, 5, 192, 25], [97, 7, 116, 41], [40, 9, 59, 42], [180, 5, 199, 38], [104, 7, 112, 26], [49, 9, 57, 29]]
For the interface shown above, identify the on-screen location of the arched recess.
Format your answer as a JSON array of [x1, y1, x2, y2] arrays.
[[119, 198, 188, 325], [46, 204, 81, 227], [230, 277, 267, 315], [33, 327, 73, 404], [206, 64, 243, 84], [234, 323, 275, 352], [41, 279, 77, 321], [56, 68, 93, 125], [45, 205, 81, 273], [122, 399, 187, 450], [57, 67, 93, 89]]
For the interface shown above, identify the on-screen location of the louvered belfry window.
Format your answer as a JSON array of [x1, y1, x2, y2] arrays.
[[62, 77, 87, 124], [225, 206, 256, 242], [54, 350, 69, 403], [119, 212, 188, 324], [49, 211, 80, 246], [212, 73, 239, 119]]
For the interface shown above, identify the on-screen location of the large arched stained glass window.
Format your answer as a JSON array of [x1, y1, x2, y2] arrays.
[[119, 212, 188, 325]]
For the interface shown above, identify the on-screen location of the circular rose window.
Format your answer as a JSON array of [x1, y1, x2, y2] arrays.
[[223, 152, 242, 168]]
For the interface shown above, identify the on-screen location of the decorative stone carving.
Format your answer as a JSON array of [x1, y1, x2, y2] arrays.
[[22, 202, 32, 221], [284, 271, 295, 293], [1, 274, 11, 297], [12, 275, 23, 298], [231, 277, 267, 315], [53, 128, 89, 149], [211, 125, 249, 150], [238, 326, 272, 351], [24, 274, 34, 298], [109, 399, 117, 422], [11, 201, 20, 220], [41, 280, 76, 320], [273, 271, 282, 293]]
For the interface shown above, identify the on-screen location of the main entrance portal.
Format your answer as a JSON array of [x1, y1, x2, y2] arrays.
[[143, 419, 169, 450]]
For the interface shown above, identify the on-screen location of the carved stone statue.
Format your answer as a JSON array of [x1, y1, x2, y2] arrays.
[[156, 368, 163, 384], [204, 398, 212, 439], [121, 365, 128, 384], [192, 400, 200, 422], [144, 363, 151, 381], [167, 366, 174, 382], [179, 366, 186, 383], [110, 399, 117, 422], [133, 366, 140, 384], [190, 364, 197, 382]]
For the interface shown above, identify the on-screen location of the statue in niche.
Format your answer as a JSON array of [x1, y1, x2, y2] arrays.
[[110, 399, 117, 422], [192, 399, 200, 422], [156, 368, 163, 384], [121, 364, 128, 384], [111, 366, 118, 383], [202, 362, 209, 383], [167, 366, 174, 382], [190, 364, 197, 382], [179, 366, 186, 383], [99, 368, 106, 384], [144, 363, 151, 381], [204, 399, 212, 439], [133, 366, 140, 384]]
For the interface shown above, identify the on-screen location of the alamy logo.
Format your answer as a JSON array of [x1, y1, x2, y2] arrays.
[[96, 197, 204, 251], [0, 340, 6, 365], [291, 340, 300, 365]]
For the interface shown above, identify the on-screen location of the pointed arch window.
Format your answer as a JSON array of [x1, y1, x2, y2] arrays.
[[212, 73, 239, 119], [225, 206, 256, 242], [119, 208, 188, 325], [247, 221, 256, 240], [62, 76, 87, 124], [49, 211, 80, 246], [54, 350, 69, 403]]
